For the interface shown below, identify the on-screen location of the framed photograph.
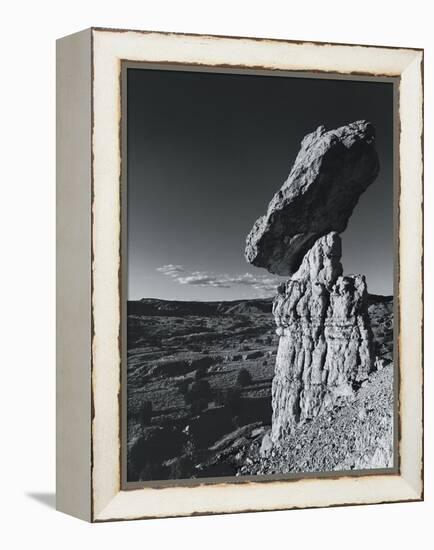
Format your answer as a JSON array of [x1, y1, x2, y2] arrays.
[[56, 28, 423, 522]]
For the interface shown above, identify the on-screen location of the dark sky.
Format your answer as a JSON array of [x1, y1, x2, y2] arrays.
[[127, 68, 394, 301]]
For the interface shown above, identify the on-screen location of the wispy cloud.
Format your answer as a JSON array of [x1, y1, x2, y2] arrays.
[[177, 271, 231, 288], [156, 265, 284, 296], [156, 264, 186, 277]]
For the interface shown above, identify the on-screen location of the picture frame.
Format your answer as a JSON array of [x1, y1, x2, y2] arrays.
[[56, 27, 423, 522]]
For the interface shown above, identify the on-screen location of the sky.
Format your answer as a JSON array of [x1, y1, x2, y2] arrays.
[[127, 68, 394, 301]]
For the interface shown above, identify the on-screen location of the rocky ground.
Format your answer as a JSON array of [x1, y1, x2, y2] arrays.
[[127, 297, 277, 481], [127, 294, 393, 482], [238, 362, 393, 475]]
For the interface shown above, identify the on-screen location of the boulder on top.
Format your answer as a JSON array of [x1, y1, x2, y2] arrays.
[[245, 120, 379, 276]]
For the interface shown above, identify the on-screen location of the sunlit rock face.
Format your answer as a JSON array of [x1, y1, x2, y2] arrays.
[[245, 120, 379, 276], [270, 233, 374, 444]]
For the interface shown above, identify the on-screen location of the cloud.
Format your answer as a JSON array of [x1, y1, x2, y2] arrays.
[[177, 271, 231, 288], [156, 264, 186, 277], [156, 265, 284, 295], [223, 273, 256, 285], [215, 273, 283, 292]]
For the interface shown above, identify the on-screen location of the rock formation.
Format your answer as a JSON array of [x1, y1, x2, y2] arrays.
[[245, 121, 378, 447], [271, 232, 374, 444], [245, 121, 379, 276]]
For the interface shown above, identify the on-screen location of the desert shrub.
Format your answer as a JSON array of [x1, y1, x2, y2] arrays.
[[192, 379, 211, 396], [262, 359, 268, 366], [246, 350, 264, 359], [177, 379, 190, 395], [190, 344, 202, 352], [216, 388, 242, 416], [236, 368, 252, 387], [137, 400, 153, 425], [185, 379, 211, 405], [194, 355, 219, 368]]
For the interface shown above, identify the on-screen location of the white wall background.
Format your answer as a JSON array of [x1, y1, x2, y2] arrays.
[[0, 1, 431, 547]]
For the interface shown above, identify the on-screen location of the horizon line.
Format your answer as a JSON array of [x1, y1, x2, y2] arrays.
[[127, 292, 394, 304]]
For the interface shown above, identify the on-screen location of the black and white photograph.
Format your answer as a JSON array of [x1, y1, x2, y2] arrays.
[[2, 0, 429, 540], [125, 66, 395, 483]]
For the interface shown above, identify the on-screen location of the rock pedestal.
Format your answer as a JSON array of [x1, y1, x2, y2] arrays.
[[270, 233, 374, 444]]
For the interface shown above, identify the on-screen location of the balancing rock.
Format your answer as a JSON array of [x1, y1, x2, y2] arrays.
[[245, 121, 379, 276]]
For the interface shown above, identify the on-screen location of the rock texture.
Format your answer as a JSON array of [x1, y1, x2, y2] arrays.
[[270, 232, 374, 444], [245, 121, 379, 276], [239, 361, 393, 474]]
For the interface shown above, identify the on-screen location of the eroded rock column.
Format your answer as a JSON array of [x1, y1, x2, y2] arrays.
[[270, 232, 374, 444]]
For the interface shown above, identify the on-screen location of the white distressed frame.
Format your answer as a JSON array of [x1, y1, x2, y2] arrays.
[[57, 27, 424, 522]]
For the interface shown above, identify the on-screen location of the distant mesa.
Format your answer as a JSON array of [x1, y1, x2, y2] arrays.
[[128, 297, 273, 317], [245, 120, 379, 276]]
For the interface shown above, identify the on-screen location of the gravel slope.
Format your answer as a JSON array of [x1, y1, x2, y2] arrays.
[[238, 361, 394, 475]]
